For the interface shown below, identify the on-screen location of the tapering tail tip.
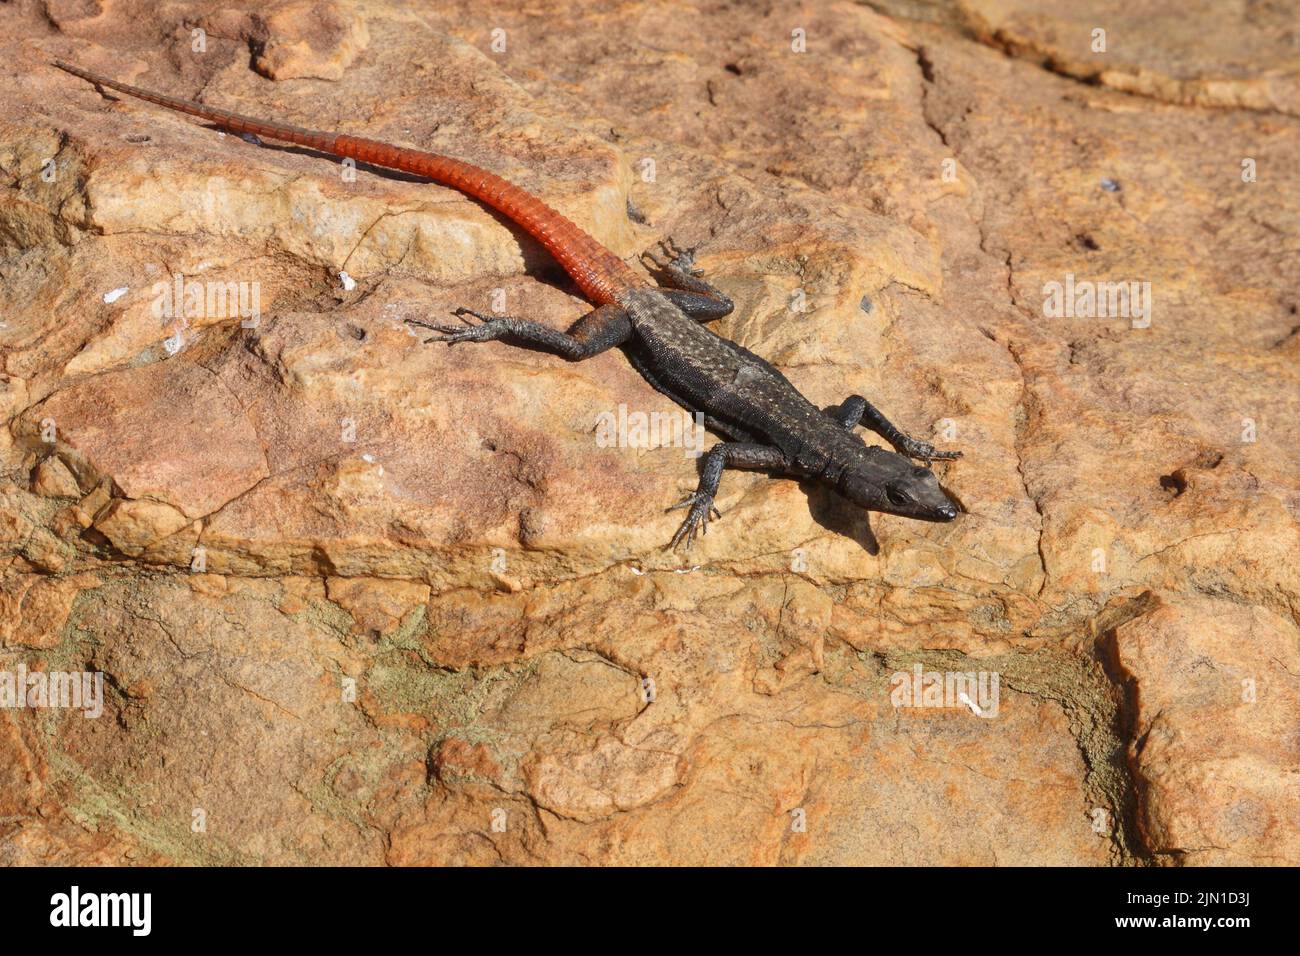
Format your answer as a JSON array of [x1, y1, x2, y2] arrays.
[[53, 60, 101, 86], [54, 60, 123, 90]]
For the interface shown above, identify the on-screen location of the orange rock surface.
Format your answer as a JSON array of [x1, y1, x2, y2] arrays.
[[1, 0, 1296, 865]]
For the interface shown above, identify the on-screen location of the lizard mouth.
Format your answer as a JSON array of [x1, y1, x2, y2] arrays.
[[875, 492, 960, 522], [880, 502, 959, 522]]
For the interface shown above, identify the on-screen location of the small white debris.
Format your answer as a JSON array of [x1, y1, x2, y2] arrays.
[[673, 565, 701, 574], [629, 566, 645, 576], [957, 691, 984, 717], [339, 271, 357, 291], [102, 286, 129, 304], [362, 453, 375, 463]]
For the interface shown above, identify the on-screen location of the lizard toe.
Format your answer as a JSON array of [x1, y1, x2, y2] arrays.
[[667, 491, 716, 549], [450, 307, 494, 325], [639, 249, 666, 270], [666, 492, 699, 512], [660, 238, 701, 274]]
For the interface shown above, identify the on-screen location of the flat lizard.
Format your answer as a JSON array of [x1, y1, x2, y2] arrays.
[[56, 60, 962, 548]]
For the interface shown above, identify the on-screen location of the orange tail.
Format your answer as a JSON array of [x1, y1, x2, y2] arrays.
[[54, 61, 638, 304]]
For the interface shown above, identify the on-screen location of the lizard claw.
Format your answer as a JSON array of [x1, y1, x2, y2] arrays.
[[638, 248, 668, 273], [451, 307, 494, 325], [666, 491, 720, 550], [405, 317, 463, 342], [640, 238, 702, 277], [406, 310, 501, 345], [659, 238, 700, 273]]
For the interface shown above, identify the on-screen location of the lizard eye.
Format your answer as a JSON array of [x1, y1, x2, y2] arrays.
[[886, 486, 910, 507]]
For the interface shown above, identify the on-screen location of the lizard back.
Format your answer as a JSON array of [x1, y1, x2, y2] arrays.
[[618, 287, 859, 475]]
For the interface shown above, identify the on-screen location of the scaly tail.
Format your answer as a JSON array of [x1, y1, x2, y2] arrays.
[[54, 60, 639, 304]]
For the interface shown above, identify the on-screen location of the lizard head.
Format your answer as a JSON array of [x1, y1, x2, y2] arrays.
[[842, 451, 959, 521]]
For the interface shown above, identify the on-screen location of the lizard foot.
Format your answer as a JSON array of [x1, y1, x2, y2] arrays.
[[406, 309, 503, 345], [640, 238, 701, 277], [898, 438, 962, 465], [666, 491, 722, 550]]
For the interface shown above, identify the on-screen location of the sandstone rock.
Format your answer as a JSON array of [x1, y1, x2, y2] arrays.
[[0, 714, 42, 817], [253, 1, 371, 82], [93, 498, 192, 556], [1110, 593, 1300, 865], [20, 360, 269, 521], [325, 574, 430, 637], [31, 456, 80, 498], [867, 0, 1300, 115], [0, 572, 98, 648], [0, 0, 1295, 865]]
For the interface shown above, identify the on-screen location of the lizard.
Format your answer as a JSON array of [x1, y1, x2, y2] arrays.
[[54, 60, 962, 549]]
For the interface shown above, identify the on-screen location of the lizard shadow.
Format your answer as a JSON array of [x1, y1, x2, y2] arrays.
[[232, 135, 431, 185], [798, 481, 881, 555]]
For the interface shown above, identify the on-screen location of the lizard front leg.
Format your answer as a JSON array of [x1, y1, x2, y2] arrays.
[[640, 239, 734, 323], [825, 395, 962, 464], [408, 303, 631, 360], [668, 442, 789, 549]]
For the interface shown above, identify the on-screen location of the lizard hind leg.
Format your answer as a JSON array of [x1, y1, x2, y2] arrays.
[[668, 441, 789, 549], [407, 302, 632, 360], [640, 239, 734, 322]]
